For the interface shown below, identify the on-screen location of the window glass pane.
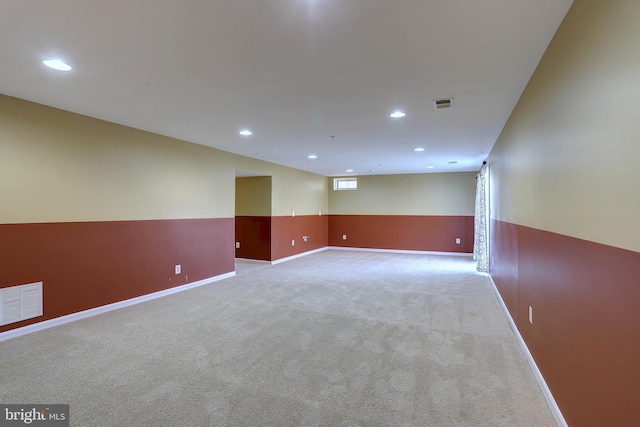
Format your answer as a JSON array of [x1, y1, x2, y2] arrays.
[[333, 178, 357, 190]]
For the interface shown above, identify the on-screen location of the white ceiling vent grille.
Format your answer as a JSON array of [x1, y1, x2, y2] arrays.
[[433, 98, 454, 110]]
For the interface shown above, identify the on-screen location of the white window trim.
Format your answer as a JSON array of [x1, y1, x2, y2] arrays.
[[333, 177, 357, 191]]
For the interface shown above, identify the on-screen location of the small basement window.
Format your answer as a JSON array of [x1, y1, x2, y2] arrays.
[[333, 177, 357, 190]]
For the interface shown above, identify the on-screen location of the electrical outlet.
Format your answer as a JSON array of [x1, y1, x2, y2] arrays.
[[235, 242, 240, 249], [319, 211, 322, 216], [175, 265, 181, 275], [456, 238, 461, 244], [291, 239, 295, 246], [529, 306, 533, 324], [342, 234, 347, 240], [292, 210, 295, 217]]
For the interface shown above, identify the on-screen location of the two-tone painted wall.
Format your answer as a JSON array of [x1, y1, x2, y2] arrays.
[[0, 94, 328, 332], [329, 173, 476, 253], [487, 0, 640, 425], [233, 163, 329, 262]]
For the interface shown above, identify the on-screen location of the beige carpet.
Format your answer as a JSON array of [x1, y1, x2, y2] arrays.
[[0, 250, 556, 426]]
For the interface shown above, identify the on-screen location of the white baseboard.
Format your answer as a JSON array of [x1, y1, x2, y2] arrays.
[[0, 271, 236, 343], [243, 246, 471, 265], [235, 258, 271, 264], [271, 247, 330, 265], [488, 275, 568, 427], [327, 246, 473, 257]]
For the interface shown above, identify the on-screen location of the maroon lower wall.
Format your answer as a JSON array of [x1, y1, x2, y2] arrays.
[[490, 219, 640, 427], [0, 218, 234, 333], [235, 216, 271, 261], [271, 215, 328, 261], [328, 215, 474, 253]]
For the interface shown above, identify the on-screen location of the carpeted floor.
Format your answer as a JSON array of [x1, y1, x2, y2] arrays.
[[0, 250, 557, 426]]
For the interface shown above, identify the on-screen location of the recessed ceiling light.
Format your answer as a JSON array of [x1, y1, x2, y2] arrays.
[[346, 169, 354, 172], [427, 165, 434, 169], [390, 111, 406, 118], [414, 148, 425, 152], [42, 59, 72, 71], [308, 154, 317, 159], [239, 130, 252, 136]]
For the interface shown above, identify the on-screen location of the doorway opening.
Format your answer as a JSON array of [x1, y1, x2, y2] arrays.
[[235, 172, 272, 261]]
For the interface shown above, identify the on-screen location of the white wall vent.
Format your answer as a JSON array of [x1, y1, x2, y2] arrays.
[[433, 97, 454, 110], [0, 282, 43, 326]]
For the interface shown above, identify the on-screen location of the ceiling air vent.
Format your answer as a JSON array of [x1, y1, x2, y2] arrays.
[[433, 97, 454, 110]]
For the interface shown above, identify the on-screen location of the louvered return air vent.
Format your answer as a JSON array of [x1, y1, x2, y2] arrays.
[[433, 98, 454, 110]]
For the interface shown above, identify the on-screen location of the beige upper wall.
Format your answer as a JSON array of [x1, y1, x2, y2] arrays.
[[233, 156, 329, 217], [235, 176, 272, 216], [329, 173, 476, 216], [488, 0, 640, 252], [1, 95, 236, 222], [1, 95, 328, 223]]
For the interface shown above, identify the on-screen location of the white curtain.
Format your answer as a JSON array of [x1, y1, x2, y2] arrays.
[[473, 163, 488, 272]]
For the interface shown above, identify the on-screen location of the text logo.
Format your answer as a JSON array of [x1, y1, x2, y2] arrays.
[[0, 405, 69, 426]]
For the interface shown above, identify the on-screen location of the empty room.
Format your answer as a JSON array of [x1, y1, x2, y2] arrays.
[[1, 1, 638, 426]]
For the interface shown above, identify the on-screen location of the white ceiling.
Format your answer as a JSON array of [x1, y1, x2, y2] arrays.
[[0, 0, 573, 177]]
